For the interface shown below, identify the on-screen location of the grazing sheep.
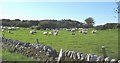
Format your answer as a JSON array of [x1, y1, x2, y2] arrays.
[[53, 32, 58, 36], [92, 30, 97, 34], [79, 28, 83, 30], [1, 29, 4, 32], [82, 30, 87, 34], [30, 30, 36, 34], [43, 32, 48, 35], [71, 29, 76, 32], [8, 30, 11, 33], [79, 30, 83, 33], [66, 29, 71, 31], [48, 32, 53, 35], [3, 26, 7, 29], [0, 26, 3, 29], [79, 29, 87, 34], [16, 27, 20, 29]]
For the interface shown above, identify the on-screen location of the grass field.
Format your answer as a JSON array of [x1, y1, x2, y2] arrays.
[[2, 48, 35, 61], [2, 28, 118, 60]]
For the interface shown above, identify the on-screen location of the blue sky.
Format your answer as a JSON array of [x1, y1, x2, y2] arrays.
[[1, 2, 118, 25]]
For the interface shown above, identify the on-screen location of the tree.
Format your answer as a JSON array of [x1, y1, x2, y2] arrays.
[[84, 17, 95, 28], [14, 19, 21, 21]]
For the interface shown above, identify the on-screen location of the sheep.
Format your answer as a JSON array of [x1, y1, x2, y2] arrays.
[[79, 30, 83, 33], [79, 28, 83, 30], [0, 26, 3, 29], [71, 29, 76, 32], [16, 27, 20, 29], [53, 32, 58, 36], [7, 27, 16, 30], [30, 31, 33, 34], [30, 30, 36, 34], [66, 29, 71, 31], [8, 30, 11, 33], [1, 29, 4, 32], [48, 31, 53, 35], [92, 30, 97, 34], [43, 32, 48, 35], [3, 26, 7, 29], [79, 29, 87, 34], [82, 30, 87, 34], [52, 29, 58, 33]]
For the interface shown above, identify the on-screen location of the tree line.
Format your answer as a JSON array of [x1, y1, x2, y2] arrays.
[[1, 18, 119, 30], [1, 19, 84, 30]]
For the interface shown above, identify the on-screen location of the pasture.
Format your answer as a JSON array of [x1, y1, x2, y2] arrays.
[[2, 28, 118, 60]]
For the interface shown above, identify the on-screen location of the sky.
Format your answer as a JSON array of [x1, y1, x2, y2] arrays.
[[0, 2, 118, 26]]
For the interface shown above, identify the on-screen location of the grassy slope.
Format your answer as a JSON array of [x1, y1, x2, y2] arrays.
[[2, 28, 118, 59]]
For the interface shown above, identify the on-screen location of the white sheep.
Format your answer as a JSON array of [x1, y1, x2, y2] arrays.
[[16, 27, 20, 29], [92, 30, 97, 34], [48, 32, 53, 35], [53, 32, 58, 36], [82, 30, 87, 34], [30, 30, 36, 34], [79, 28, 83, 30], [71, 28, 76, 32], [43, 32, 48, 35], [1, 29, 4, 32]]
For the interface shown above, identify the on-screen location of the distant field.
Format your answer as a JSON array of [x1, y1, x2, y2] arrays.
[[2, 28, 118, 59]]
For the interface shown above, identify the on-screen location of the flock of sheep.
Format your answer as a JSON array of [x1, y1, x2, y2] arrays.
[[1, 37, 120, 63], [66, 28, 97, 34], [29, 28, 97, 36], [1, 26, 20, 34], [1, 26, 97, 35]]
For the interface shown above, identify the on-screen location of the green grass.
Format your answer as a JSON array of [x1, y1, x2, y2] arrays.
[[2, 28, 118, 60], [2, 48, 35, 61]]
